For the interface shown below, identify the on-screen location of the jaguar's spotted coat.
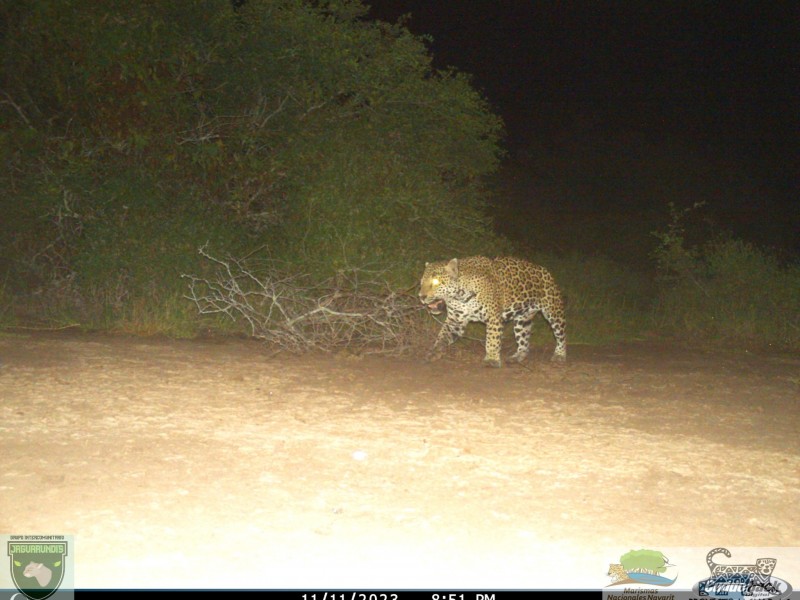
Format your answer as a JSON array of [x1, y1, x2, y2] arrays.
[[418, 256, 566, 367]]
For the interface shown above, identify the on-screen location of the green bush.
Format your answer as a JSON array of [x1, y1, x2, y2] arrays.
[[69, 171, 251, 335], [653, 238, 800, 349], [651, 205, 800, 350], [0, 0, 505, 332], [2, 161, 251, 334]]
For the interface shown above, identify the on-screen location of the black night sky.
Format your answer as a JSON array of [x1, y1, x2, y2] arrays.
[[367, 1, 799, 257]]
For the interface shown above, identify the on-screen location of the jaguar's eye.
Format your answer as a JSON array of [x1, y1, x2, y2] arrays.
[[431, 277, 440, 286]]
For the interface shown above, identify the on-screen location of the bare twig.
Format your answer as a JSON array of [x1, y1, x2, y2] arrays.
[[258, 93, 291, 129], [0, 89, 33, 127]]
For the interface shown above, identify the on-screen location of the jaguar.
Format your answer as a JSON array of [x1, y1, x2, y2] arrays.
[[607, 563, 629, 584], [418, 256, 566, 367]]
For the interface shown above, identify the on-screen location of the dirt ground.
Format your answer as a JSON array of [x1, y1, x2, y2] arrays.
[[0, 331, 798, 589]]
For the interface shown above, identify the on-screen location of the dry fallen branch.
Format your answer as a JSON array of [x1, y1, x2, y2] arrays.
[[182, 245, 423, 355]]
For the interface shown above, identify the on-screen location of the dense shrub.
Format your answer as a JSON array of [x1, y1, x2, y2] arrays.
[[0, 0, 504, 330], [651, 205, 800, 350]]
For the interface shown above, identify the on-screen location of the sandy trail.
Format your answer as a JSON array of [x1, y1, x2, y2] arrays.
[[1, 332, 798, 588]]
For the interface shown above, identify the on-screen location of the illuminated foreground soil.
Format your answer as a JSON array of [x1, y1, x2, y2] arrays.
[[1, 332, 798, 588]]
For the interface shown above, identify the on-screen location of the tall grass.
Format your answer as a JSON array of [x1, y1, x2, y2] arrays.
[[0, 279, 14, 328], [525, 253, 654, 346], [650, 202, 800, 350], [652, 237, 800, 350]]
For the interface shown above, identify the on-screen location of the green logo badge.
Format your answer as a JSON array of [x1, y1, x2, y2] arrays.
[[8, 541, 68, 600], [606, 548, 678, 587]]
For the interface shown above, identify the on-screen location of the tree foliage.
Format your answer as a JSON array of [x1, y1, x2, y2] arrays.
[[620, 549, 669, 575], [1, 0, 505, 306]]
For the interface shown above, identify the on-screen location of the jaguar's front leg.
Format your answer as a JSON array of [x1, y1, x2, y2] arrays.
[[428, 316, 466, 362], [483, 315, 504, 368]]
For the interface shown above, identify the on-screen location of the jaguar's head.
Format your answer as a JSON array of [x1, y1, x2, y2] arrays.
[[419, 258, 459, 314]]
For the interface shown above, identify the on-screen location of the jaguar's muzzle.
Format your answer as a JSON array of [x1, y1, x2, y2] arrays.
[[422, 298, 446, 315]]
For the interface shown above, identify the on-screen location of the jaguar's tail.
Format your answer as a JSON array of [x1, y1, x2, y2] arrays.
[[706, 547, 731, 570]]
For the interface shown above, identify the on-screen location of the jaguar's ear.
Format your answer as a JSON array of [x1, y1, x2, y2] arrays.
[[425, 262, 429, 267], [446, 258, 459, 279]]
